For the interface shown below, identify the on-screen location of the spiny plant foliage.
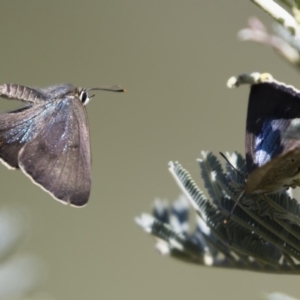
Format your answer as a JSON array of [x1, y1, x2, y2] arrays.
[[136, 152, 300, 274]]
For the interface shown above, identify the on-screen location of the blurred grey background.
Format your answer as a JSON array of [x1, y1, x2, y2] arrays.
[[0, 1, 299, 299]]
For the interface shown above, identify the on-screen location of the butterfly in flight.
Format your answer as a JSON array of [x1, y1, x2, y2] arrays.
[[0, 83, 124, 206]]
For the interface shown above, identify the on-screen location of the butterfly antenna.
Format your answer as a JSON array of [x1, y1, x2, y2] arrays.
[[88, 85, 126, 93], [219, 152, 246, 224], [219, 152, 244, 180], [224, 190, 245, 224]]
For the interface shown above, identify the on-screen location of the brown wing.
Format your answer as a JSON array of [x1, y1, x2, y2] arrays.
[[18, 98, 91, 207], [0, 105, 54, 169], [0, 84, 49, 168], [245, 148, 300, 195]]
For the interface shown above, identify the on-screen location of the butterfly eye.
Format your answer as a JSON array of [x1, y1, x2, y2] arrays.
[[79, 90, 90, 105]]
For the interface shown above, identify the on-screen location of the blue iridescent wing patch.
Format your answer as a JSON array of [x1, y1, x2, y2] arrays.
[[228, 73, 300, 195], [246, 81, 300, 172]]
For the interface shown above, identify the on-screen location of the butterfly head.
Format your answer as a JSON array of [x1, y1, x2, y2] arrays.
[[77, 89, 91, 106], [77, 85, 125, 106]]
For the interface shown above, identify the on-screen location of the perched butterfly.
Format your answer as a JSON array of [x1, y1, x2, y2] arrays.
[[0, 83, 124, 206], [244, 75, 300, 195]]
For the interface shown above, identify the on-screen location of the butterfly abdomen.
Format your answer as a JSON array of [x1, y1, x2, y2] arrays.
[[0, 84, 44, 103]]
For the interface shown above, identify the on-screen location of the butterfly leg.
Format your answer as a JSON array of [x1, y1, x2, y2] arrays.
[[223, 190, 246, 224]]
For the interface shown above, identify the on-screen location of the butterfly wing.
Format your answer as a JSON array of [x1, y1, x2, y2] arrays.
[[0, 105, 50, 169], [246, 82, 300, 172], [18, 98, 91, 207], [245, 148, 300, 194], [0, 84, 50, 168]]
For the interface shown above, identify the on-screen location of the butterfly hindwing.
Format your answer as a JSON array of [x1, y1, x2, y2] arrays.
[[0, 105, 50, 169], [245, 148, 300, 194]]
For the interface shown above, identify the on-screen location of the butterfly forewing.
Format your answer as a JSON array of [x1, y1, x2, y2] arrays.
[[243, 79, 300, 196], [246, 82, 300, 173], [18, 97, 91, 206]]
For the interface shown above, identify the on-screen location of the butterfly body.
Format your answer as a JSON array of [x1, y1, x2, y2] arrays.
[[0, 83, 124, 206]]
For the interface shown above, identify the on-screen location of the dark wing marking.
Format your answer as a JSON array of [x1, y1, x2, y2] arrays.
[[246, 82, 300, 172], [18, 98, 91, 207], [245, 148, 300, 195]]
